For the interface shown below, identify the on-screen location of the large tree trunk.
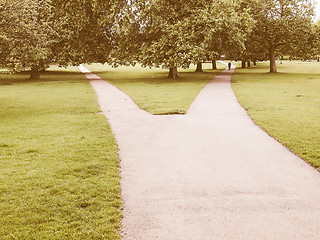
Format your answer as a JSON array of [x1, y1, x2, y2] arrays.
[[212, 60, 217, 69], [168, 66, 179, 78], [241, 60, 246, 68], [29, 68, 40, 79], [269, 45, 277, 73], [247, 60, 251, 68], [195, 62, 203, 72]]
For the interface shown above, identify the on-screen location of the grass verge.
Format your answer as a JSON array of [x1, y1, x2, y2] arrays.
[[232, 61, 320, 169], [0, 69, 121, 239], [84, 63, 224, 115]]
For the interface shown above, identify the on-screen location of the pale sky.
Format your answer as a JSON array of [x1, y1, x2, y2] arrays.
[[316, 0, 320, 20]]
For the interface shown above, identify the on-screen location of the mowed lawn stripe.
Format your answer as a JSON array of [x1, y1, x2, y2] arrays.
[[0, 69, 121, 239]]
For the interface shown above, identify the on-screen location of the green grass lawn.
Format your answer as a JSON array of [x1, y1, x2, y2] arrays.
[[0, 68, 121, 239], [84, 63, 224, 114], [3, 59, 318, 238], [232, 61, 320, 169]]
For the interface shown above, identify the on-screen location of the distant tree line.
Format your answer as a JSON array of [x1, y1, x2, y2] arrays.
[[0, 0, 319, 79]]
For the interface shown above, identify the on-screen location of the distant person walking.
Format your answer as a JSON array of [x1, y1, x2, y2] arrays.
[[228, 62, 231, 70]]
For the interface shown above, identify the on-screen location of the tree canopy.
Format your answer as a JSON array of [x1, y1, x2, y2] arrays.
[[0, 0, 54, 78], [115, 0, 254, 78], [0, 0, 124, 78], [247, 0, 315, 72], [0, 0, 318, 78]]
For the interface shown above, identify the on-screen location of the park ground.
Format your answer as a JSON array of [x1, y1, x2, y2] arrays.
[[0, 61, 319, 238], [232, 61, 320, 169]]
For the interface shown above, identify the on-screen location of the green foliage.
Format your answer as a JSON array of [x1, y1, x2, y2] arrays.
[[115, 0, 253, 76], [313, 21, 320, 56], [247, 0, 316, 71], [0, 0, 55, 72], [0, 0, 125, 77], [84, 63, 224, 114], [0, 69, 121, 239], [115, 0, 316, 74], [1, 0, 317, 76], [232, 61, 320, 169], [51, 0, 125, 67]]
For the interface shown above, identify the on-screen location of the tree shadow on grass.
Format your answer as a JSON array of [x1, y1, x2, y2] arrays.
[[232, 71, 318, 77], [0, 70, 86, 85], [231, 71, 320, 85], [95, 69, 223, 85]]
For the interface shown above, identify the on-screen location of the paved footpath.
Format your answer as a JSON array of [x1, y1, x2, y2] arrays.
[[79, 64, 320, 240]]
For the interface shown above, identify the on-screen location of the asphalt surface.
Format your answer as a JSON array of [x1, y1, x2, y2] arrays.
[[79, 64, 320, 240]]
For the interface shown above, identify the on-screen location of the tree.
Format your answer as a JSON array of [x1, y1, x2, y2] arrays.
[[180, 0, 253, 72], [315, 21, 320, 60], [0, 0, 124, 79], [282, 22, 319, 61], [211, 0, 258, 68], [134, 0, 193, 78], [0, 0, 55, 78], [250, 0, 315, 73], [51, 0, 125, 67], [118, 0, 253, 78], [232, 28, 269, 68], [0, 0, 21, 67]]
